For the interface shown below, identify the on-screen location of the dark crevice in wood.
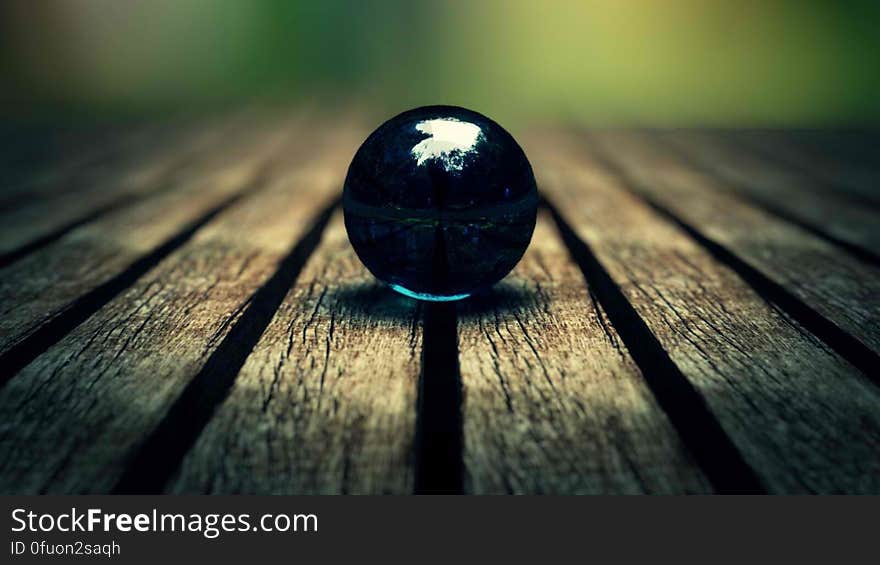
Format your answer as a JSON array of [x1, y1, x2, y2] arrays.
[[0, 185, 266, 389], [544, 198, 766, 494], [414, 301, 464, 494], [0, 195, 142, 269], [0, 122, 173, 213], [795, 131, 880, 171], [595, 162, 880, 387], [655, 134, 880, 267], [722, 188, 880, 267], [112, 198, 338, 494], [719, 132, 880, 210], [0, 159, 196, 270]]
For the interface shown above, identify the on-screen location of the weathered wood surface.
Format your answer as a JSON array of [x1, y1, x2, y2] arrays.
[[0, 115, 878, 494], [659, 130, 880, 260], [457, 212, 711, 494], [1, 121, 173, 207], [0, 125, 137, 199], [0, 116, 300, 368], [790, 130, 880, 168], [533, 131, 880, 493], [724, 130, 880, 207], [170, 214, 421, 494], [589, 131, 880, 362], [0, 117, 237, 260], [0, 122, 358, 493]]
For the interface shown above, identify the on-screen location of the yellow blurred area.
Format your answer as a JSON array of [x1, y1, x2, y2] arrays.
[[2, 0, 878, 125]]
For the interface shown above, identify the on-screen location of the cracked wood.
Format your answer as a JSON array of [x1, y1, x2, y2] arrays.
[[457, 211, 711, 494], [533, 131, 880, 493], [724, 130, 880, 207], [659, 130, 880, 259], [169, 213, 422, 494], [590, 131, 880, 357], [0, 115, 246, 258], [0, 126, 356, 493], [0, 117, 300, 358]]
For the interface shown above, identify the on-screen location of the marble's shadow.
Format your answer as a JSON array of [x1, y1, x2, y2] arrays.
[[326, 279, 539, 323], [457, 281, 540, 320], [325, 281, 422, 322]]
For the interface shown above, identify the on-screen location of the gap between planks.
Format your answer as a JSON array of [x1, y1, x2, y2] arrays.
[[0, 112, 314, 380], [528, 130, 880, 493], [0, 122, 363, 493], [2, 122, 878, 494], [0, 114, 240, 263], [457, 211, 713, 494], [165, 214, 422, 494], [656, 130, 880, 265], [586, 130, 880, 380]]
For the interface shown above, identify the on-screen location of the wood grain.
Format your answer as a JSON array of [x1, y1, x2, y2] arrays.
[[457, 212, 711, 494], [0, 117, 244, 258], [0, 125, 357, 493], [0, 117, 299, 359], [727, 130, 880, 207], [530, 131, 880, 493], [169, 213, 421, 494], [1, 117, 878, 494], [0, 125, 133, 200], [590, 130, 880, 358], [0, 121, 173, 209], [660, 130, 880, 258]]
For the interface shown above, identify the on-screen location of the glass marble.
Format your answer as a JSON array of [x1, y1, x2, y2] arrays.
[[343, 105, 539, 301]]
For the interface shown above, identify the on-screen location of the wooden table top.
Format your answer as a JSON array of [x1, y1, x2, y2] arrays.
[[1, 110, 878, 494]]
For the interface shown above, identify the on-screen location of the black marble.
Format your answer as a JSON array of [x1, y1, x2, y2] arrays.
[[343, 105, 539, 301]]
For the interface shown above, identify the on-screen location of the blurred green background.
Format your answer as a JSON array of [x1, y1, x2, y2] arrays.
[[2, 0, 879, 126]]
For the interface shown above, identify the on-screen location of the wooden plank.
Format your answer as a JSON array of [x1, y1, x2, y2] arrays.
[[0, 125, 129, 197], [457, 212, 711, 494], [730, 131, 880, 208], [0, 124, 358, 493], [0, 116, 304, 365], [590, 130, 880, 360], [168, 212, 421, 494], [531, 130, 880, 493], [0, 116, 246, 259], [788, 131, 880, 169], [659, 131, 880, 259], [0, 121, 172, 208], [744, 130, 880, 202]]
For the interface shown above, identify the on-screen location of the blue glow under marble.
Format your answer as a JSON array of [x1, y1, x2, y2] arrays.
[[343, 106, 539, 301]]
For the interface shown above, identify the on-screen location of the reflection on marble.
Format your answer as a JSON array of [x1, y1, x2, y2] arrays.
[[343, 105, 538, 301]]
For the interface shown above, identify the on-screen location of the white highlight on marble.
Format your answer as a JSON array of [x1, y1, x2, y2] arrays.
[[410, 118, 483, 172]]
